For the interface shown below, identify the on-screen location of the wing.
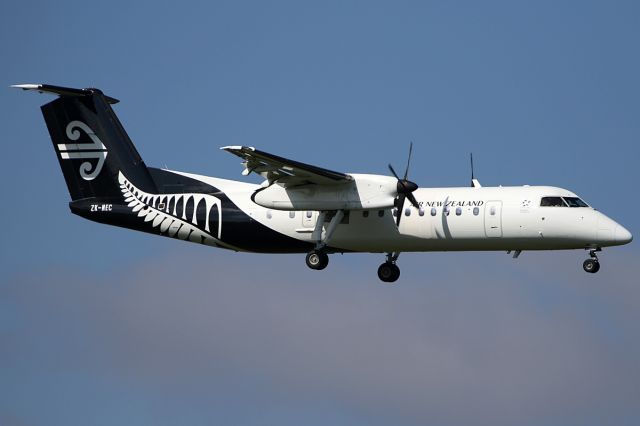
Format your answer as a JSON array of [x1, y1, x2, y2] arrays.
[[221, 146, 353, 186]]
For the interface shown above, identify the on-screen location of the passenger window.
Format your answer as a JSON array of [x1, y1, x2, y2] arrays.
[[540, 197, 567, 207], [306, 211, 313, 218], [378, 210, 384, 217], [419, 207, 425, 216], [444, 207, 450, 216], [431, 208, 437, 216], [490, 206, 496, 216], [267, 210, 273, 219], [393, 208, 398, 217], [362, 211, 369, 218], [563, 197, 589, 207], [473, 207, 479, 216], [405, 208, 411, 216], [289, 211, 295, 219], [456, 207, 462, 216]]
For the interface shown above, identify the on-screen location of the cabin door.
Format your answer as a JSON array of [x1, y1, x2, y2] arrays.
[[484, 201, 503, 237], [302, 211, 317, 228]]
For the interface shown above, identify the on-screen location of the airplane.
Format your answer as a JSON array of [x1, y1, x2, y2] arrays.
[[12, 83, 633, 282]]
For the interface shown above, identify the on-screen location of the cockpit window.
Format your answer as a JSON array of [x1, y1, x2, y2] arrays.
[[563, 197, 589, 207], [540, 196, 567, 207], [540, 196, 589, 207]]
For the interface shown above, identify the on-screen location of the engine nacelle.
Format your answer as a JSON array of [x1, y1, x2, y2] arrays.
[[251, 174, 398, 211]]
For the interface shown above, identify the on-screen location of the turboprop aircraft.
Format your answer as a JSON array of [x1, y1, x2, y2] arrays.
[[13, 83, 633, 282]]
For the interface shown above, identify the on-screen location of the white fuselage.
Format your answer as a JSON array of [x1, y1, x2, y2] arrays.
[[176, 171, 632, 254]]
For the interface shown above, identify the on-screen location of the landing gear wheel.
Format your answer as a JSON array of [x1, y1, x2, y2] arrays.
[[583, 259, 600, 274], [306, 251, 329, 270], [378, 262, 400, 283]]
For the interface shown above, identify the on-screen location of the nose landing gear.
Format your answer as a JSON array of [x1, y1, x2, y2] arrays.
[[583, 248, 601, 274]]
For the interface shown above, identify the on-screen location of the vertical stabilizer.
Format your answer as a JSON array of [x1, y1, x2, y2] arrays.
[[13, 84, 156, 200]]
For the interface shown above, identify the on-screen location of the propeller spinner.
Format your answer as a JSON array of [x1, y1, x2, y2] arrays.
[[388, 142, 419, 226]]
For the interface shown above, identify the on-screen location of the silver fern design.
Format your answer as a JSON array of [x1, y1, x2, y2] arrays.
[[118, 171, 227, 247]]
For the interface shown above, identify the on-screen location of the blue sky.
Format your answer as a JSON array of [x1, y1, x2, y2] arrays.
[[1, 1, 639, 425]]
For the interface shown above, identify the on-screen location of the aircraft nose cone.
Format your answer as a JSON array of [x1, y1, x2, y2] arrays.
[[615, 225, 633, 244]]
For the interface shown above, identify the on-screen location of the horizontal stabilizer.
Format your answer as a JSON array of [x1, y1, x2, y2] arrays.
[[11, 83, 119, 104]]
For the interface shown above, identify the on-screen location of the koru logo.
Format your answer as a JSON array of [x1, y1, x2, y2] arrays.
[[57, 121, 108, 181]]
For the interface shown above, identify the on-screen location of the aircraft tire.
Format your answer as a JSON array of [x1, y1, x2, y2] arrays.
[[306, 251, 329, 270], [378, 262, 400, 282], [583, 259, 600, 273]]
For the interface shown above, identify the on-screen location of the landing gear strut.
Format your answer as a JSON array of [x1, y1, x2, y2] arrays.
[[378, 252, 401, 283], [583, 248, 601, 274], [305, 210, 343, 271]]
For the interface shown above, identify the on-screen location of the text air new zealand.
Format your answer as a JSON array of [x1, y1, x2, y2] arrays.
[[13, 84, 632, 282]]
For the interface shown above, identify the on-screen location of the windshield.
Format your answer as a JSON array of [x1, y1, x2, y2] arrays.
[[540, 196, 589, 207], [563, 197, 589, 207], [540, 196, 566, 207]]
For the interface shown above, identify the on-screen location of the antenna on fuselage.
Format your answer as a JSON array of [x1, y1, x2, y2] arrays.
[[470, 153, 481, 188]]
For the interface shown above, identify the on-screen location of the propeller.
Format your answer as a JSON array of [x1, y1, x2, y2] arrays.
[[388, 142, 419, 226]]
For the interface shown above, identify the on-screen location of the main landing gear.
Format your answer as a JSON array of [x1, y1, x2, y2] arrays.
[[306, 250, 329, 270], [305, 250, 402, 283], [378, 252, 401, 283], [583, 248, 601, 274], [303, 210, 400, 282], [305, 210, 343, 272]]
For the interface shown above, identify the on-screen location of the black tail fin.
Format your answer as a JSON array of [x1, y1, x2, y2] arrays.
[[14, 84, 156, 200]]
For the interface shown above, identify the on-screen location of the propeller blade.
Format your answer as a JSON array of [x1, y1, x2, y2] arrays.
[[388, 164, 400, 181], [395, 194, 406, 226], [404, 142, 413, 180], [406, 192, 419, 209]]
